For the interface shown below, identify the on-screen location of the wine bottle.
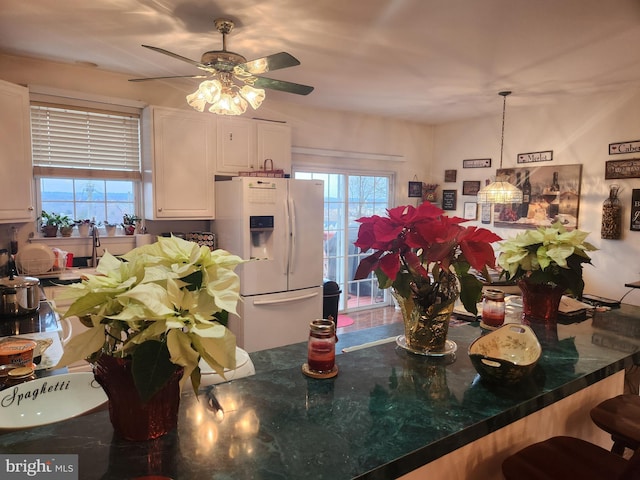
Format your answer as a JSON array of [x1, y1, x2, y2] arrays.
[[521, 170, 531, 218], [548, 171, 560, 218]]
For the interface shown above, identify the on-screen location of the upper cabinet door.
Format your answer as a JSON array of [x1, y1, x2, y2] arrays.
[[0, 80, 35, 223], [216, 117, 255, 174], [256, 121, 291, 174], [142, 106, 217, 219]]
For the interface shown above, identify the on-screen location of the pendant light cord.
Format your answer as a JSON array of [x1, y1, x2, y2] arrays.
[[498, 90, 511, 170]]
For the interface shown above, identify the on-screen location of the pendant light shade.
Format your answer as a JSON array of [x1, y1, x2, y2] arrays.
[[477, 91, 523, 204]]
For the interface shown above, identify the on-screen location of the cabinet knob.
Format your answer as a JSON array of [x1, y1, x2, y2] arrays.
[[28, 206, 34, 211], [158, 208, 163, 212]]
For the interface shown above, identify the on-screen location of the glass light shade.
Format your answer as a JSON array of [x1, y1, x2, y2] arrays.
[[209, 90, 248, 115], [240, 85, 266, 110], [186, 90, 207, 112], [477, 181, 524, 204], [239, 58, 269, 74]]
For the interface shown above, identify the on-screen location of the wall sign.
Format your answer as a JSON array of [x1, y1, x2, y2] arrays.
[[605, 158, 640, 179], [463, 158, 491, 168], [517, 150, 553, 164], [462, 180, 481, 196], [481, 203, 492, 224], [444, 169, 457, 182], [464, 202, 477, 220], [609, 140, 640, 155], [632, 189, 640, 231], [442, 190, 457, 210]]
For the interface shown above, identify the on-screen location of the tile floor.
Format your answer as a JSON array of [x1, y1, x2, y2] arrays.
[[337, 306, 402, 334]]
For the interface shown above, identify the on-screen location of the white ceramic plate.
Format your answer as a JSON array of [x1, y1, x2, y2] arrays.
[[199, 347, 255, 385], [15, 244, 56, 275], [0, 372, 107, 429]]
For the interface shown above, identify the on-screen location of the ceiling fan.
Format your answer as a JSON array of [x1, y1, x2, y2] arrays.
[[130, 18, 314, 114]]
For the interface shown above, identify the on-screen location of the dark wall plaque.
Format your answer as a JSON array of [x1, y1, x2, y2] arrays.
[[605, 159, 640, 179], [442, 190, 457, 210], [632, 189, 640, 231]]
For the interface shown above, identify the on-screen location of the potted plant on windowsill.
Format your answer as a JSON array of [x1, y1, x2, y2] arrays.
[[75, 219, 94, 237], [103, 221, 118, 237], [59, 215, 75, 237], [40, 211, 71, 237], [122, 214, 141, 235]]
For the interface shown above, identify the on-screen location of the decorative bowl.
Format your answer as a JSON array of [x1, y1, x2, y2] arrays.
[[468, 324, 541, 384]]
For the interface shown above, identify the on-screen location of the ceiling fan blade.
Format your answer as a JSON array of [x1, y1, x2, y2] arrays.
[[141, 45, 211, 71], [238, 52, 301, 75], [129, 74, 209, 83], [250, 77, 314, 95]]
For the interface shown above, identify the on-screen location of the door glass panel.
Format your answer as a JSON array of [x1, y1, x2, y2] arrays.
[[295, 170, 392, 312]]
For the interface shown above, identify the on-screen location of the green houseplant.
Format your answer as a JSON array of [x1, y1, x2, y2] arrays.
[[55, 235, 244, 440], [121, 213, 141, 235], [40, 211, 72, 237]]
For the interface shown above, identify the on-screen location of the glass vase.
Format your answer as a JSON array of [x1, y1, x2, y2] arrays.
[[392, 289, 456, 355], [517, 279, 565, 344], [94, 354, 183, 441]]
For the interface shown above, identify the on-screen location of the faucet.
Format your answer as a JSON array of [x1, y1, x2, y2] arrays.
[[91, 224, 100, 267]]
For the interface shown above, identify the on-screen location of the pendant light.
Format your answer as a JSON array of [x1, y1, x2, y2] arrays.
[[477, 91, 524, 204]]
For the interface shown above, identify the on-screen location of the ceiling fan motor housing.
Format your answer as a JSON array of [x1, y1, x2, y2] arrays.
[[200, 51, 247, 71]]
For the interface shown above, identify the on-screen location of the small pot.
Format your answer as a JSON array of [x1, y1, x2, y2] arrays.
[[0, 274, 40, 317]]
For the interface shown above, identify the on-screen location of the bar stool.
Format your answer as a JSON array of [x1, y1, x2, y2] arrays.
[[502, 436, 639, 480], [590, 394, 640, 455]]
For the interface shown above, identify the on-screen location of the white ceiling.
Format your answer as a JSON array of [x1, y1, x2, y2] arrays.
[[2, 0, 640, 124]]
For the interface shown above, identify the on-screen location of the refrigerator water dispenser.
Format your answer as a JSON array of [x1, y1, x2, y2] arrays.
[[249, 215, 274, 259]]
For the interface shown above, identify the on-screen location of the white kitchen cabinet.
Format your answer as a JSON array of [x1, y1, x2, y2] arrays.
[[256, 120, 292, 173], [142, 106, 217, 219], [0, 80, 35, 223], [215, 117, 291, 175]]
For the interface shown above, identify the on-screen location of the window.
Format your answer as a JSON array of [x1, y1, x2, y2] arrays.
[[30, 103, 141, 225], [294, 170, 393, 312]]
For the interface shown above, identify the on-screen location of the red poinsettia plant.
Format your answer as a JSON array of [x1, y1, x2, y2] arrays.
[[353, 202, 502, 315]]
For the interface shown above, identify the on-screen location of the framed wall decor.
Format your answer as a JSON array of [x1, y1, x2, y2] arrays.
[[442, 190, 457, 210], [464, 202, 477, 220], [605, 159, 640, 179], [462, 180, 481, 196], [481, 203, 492, 224], [408, 181, 423, 198], [493, 164, 583, 229], [444, 169, 457, 182], [631, 189, 640, 231], [463, 158, 491, 168]]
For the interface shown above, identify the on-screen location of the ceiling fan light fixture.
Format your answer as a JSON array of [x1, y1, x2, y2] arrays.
[[477, 91, 523, 204], [209, 88, 248, 115], [240, 85, 266, 110]]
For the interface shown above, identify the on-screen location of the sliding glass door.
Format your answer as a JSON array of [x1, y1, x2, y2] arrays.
[[294, 170, 393, 312]]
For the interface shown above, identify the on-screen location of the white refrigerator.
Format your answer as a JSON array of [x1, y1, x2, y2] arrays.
[[214, 177, 324, 352]]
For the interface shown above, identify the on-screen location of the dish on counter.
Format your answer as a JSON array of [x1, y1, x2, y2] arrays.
[[0, 372, 107, 429], [15, 244, 56, 275], [199, 347, 255, 385]]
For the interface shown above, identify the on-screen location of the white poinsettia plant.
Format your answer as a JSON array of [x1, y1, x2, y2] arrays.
[[55, 236, 244, 401], [496, 222, 597, 297]]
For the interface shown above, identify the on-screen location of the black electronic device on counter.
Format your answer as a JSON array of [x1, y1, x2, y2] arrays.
[[581, 294, 621, 309]]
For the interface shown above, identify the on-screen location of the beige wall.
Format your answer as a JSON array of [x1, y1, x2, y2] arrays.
[[432, 89, 640, 305], [2, 52, 639, 306]]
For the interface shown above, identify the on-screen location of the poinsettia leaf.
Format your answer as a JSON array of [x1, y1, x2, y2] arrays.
[[458, 273, 483, 315], [131, 340, 179, 403], [53, 323, 105, 369], [353, 252, 382, 280]]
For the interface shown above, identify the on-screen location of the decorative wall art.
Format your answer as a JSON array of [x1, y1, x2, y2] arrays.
[[493, 164, 583, 229], [481, 203, 492, 224], [463, 158, 491, 169], [517, 150, 553, 164], [462, 180, 481, 196], [422, 183, 439, 203], [609, 140, 640, 155], [605, 159, 640, 179], [632, 189, 640, 232], [444, 169, 457, 182], [408, 181, 423, 198], [464, 202, 477, 220], [442, 190, 457, 210]]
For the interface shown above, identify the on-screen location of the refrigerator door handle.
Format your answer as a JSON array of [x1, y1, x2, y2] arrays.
[[288, 196, 296, 275], [253, 291, 319, 306], [283, 197, 291, 276]]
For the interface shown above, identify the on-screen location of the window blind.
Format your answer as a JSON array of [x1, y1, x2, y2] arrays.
[[31, 104, 141, 180]]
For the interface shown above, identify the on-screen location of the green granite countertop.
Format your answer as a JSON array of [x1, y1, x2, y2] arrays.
[[1, 306, 639, 479]]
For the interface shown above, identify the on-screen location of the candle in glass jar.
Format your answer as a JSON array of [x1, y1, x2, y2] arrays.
[[307, 319, 336, 373], [482, 289, 506, 328]]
